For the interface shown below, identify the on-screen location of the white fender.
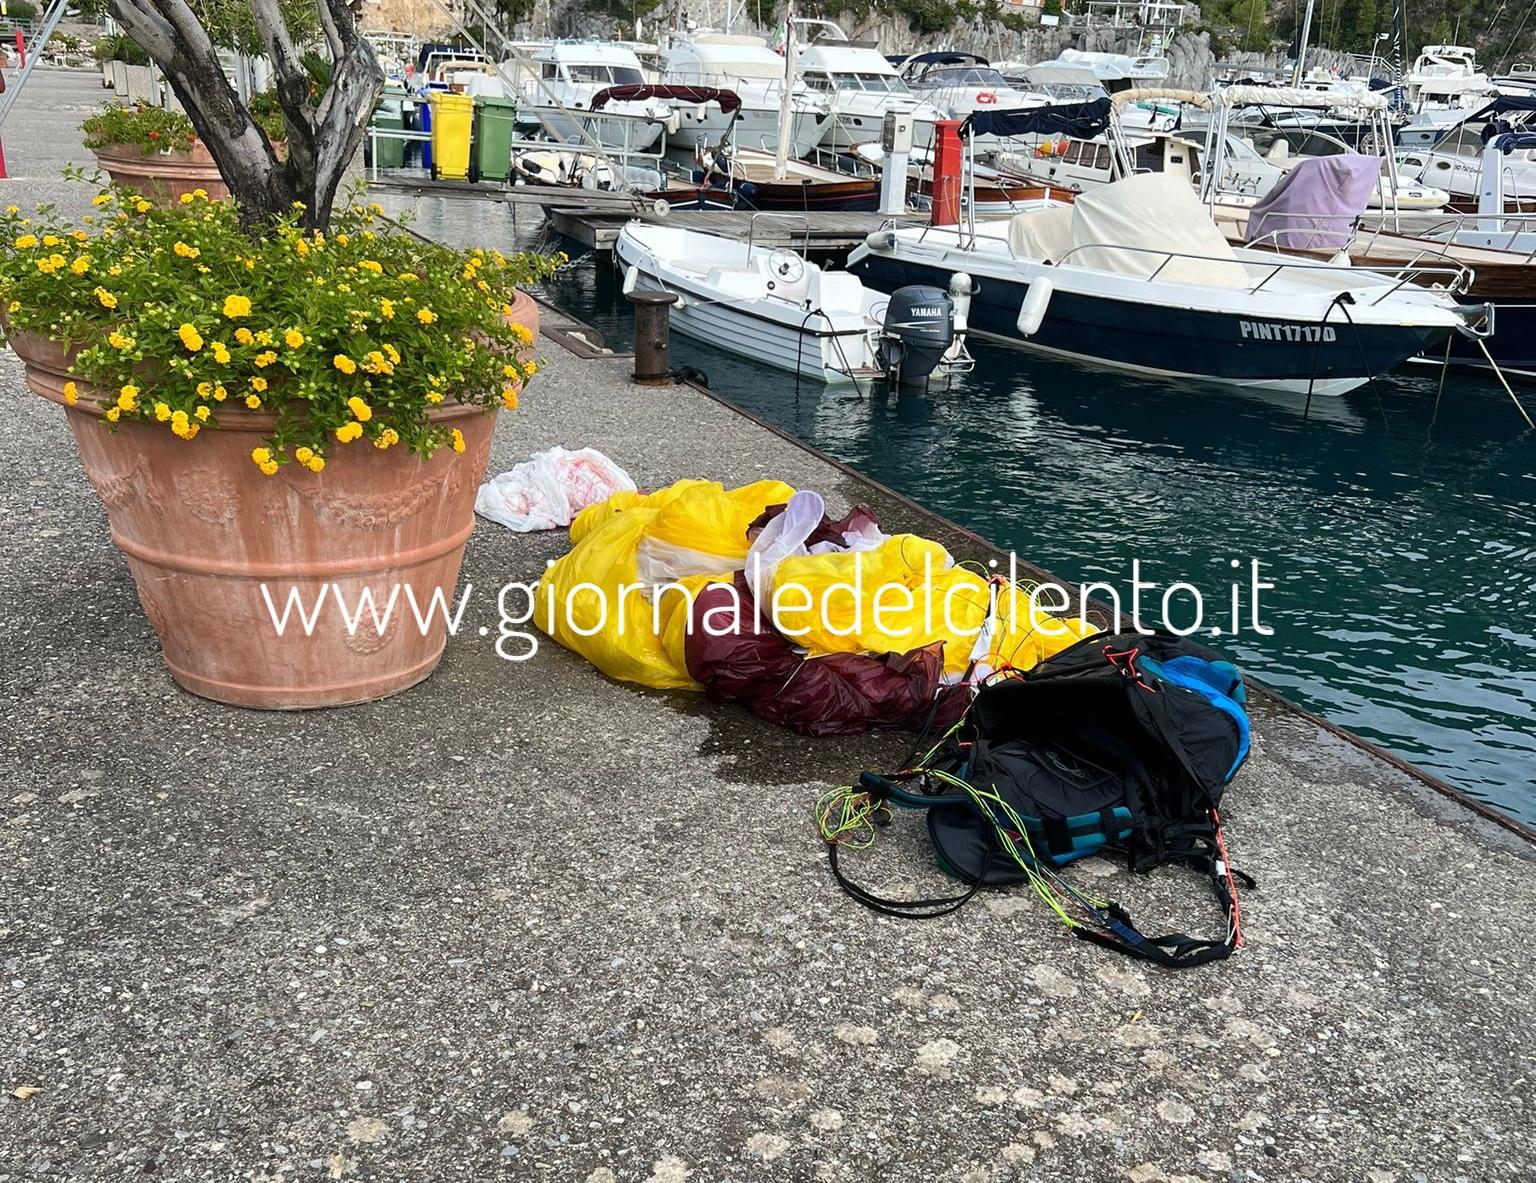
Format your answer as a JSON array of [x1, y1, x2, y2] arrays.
[[1016, 278, 1053, 338], [622, 263, 639, 297], [666, 110, 682, 135]]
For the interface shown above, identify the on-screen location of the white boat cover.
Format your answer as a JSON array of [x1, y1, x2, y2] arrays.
[[1211, 84, 1388, 112], [1068, 173, 1250, 288], [1007, 202, 1076, 262]]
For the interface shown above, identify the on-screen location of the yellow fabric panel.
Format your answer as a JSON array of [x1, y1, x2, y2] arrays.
[[539, 479, 793, 690], [769, 537, 986, 677]]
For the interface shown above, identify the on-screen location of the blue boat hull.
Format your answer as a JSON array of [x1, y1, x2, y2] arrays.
[[851, 253, 1455, 391]]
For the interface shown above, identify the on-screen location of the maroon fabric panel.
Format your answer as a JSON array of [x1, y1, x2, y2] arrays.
[[685, 574, 952, 737], [589, 84, 743, 114]]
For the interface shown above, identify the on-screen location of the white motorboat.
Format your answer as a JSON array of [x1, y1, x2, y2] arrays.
[[792, 19, 941, 150], [848, 173, 1482, 397], [658, 33, 829, 159], [896, 51, 1048, 142], [506, 41, 670, 155], [1396, 96, 1536, 209], [614, 220, 972, 384]]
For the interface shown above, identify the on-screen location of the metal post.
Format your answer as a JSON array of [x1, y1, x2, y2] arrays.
[[627, 289, 676, 385]]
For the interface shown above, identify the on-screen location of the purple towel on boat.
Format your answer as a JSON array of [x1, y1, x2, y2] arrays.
[[1245, 155, 1380, 251]]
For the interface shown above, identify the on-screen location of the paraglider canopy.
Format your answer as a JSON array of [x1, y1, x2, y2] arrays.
[[589, 84, 743, 114]]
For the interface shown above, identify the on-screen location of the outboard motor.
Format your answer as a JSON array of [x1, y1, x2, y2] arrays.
[[878, 277, 974, 387]]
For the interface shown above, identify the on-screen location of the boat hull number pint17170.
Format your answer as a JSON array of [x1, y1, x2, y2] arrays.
[[1239, 321, 1338, 342]]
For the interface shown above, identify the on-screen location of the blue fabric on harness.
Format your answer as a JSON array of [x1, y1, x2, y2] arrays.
[[1140, 656, 1251, 782]]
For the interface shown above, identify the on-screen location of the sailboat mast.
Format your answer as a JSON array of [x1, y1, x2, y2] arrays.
[[773, 3, 795, 180], [1292, 0, 1317, 85]]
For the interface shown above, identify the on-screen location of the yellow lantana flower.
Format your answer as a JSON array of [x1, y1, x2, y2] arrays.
[[222, 294, 252, 319], [253, 350, 277, 367], [178, 323, 204, 352], [234, 327, 254, 345], [117, 384, 139, 412], [245, 394, 262, 409], [346, 396, 372, 422], [416, 308, 436, 324], [333, 354, 358, 375], [284, 328, 305, 349], [501, 386, 519, 411], [70, 256, 90, 276], [173, 240, 200, 259], [62, 381, 78, 406], [335, 421, 364, 443], [450, 428, 466, 454], [212, 342, 231, 364], [373, 428, 400, 450], [134, 199, 152, 214]]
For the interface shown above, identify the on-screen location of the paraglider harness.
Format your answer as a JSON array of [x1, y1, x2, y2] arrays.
[[818, 631, 1255, 970]]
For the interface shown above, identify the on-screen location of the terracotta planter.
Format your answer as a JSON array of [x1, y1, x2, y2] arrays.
[[91, 141, 230, 206], [12, 330, 499, 709], [505, 287, 540, 340]]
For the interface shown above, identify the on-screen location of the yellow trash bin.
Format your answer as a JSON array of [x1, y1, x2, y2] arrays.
[[428, 92, 475, 182]]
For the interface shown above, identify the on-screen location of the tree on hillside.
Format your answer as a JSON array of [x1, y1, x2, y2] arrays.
[[106, 0, 383, 230]]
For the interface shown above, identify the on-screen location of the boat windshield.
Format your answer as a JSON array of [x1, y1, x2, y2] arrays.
[[920, 66, 1007, 86], [825, 71, 911, 94], [568, 63, 646, 85], [1239, 127, 1349, 158]]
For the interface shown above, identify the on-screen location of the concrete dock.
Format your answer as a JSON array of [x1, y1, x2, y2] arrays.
[[3, 71, 1535, 1183]]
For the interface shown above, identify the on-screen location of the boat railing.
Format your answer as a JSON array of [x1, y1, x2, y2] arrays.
[[1351, 207, 1536, 266], [805, 141, 880, 177], [1051, 240, 1472, 302], [746, 212, 813, 257]]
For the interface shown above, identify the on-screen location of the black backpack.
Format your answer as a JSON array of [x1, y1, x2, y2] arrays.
[[819, 631, 1256, 970]]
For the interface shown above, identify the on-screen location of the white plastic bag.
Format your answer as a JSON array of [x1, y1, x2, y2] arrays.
[[476, 447, 635, 533]]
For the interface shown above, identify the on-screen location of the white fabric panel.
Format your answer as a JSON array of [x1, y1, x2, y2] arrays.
[[1067, 173, 1251, 288], [1212, 84, 1388, 112], [1007, 203, 1076, 262]]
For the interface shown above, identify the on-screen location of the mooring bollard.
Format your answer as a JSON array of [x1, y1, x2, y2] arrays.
[[626, 289, 675, 385]]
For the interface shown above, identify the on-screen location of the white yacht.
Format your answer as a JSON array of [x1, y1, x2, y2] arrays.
[[896, 52, 1047, 128], [792, 19, 941, 150], [1398, 45, 1498, 146], [658, 32, 829, 158], [505, 41, 671, 156]]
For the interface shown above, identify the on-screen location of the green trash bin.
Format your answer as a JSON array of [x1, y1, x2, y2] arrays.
[[367, 95, 407, 170], [472, 95, 518, 184]]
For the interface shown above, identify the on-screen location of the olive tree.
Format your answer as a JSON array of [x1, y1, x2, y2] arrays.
[[108, 0, 384, 229]]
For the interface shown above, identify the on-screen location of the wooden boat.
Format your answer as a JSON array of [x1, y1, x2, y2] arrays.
[[652, 146, 882, 212]]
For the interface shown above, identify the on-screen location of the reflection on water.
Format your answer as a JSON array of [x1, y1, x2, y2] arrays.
[[384, 194, 1536, 821]]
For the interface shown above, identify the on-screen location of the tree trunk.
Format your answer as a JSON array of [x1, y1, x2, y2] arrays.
[[108, 0, 384, 232]]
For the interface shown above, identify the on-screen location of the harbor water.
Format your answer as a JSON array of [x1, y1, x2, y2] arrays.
[[393, 196, 1536, 823]]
